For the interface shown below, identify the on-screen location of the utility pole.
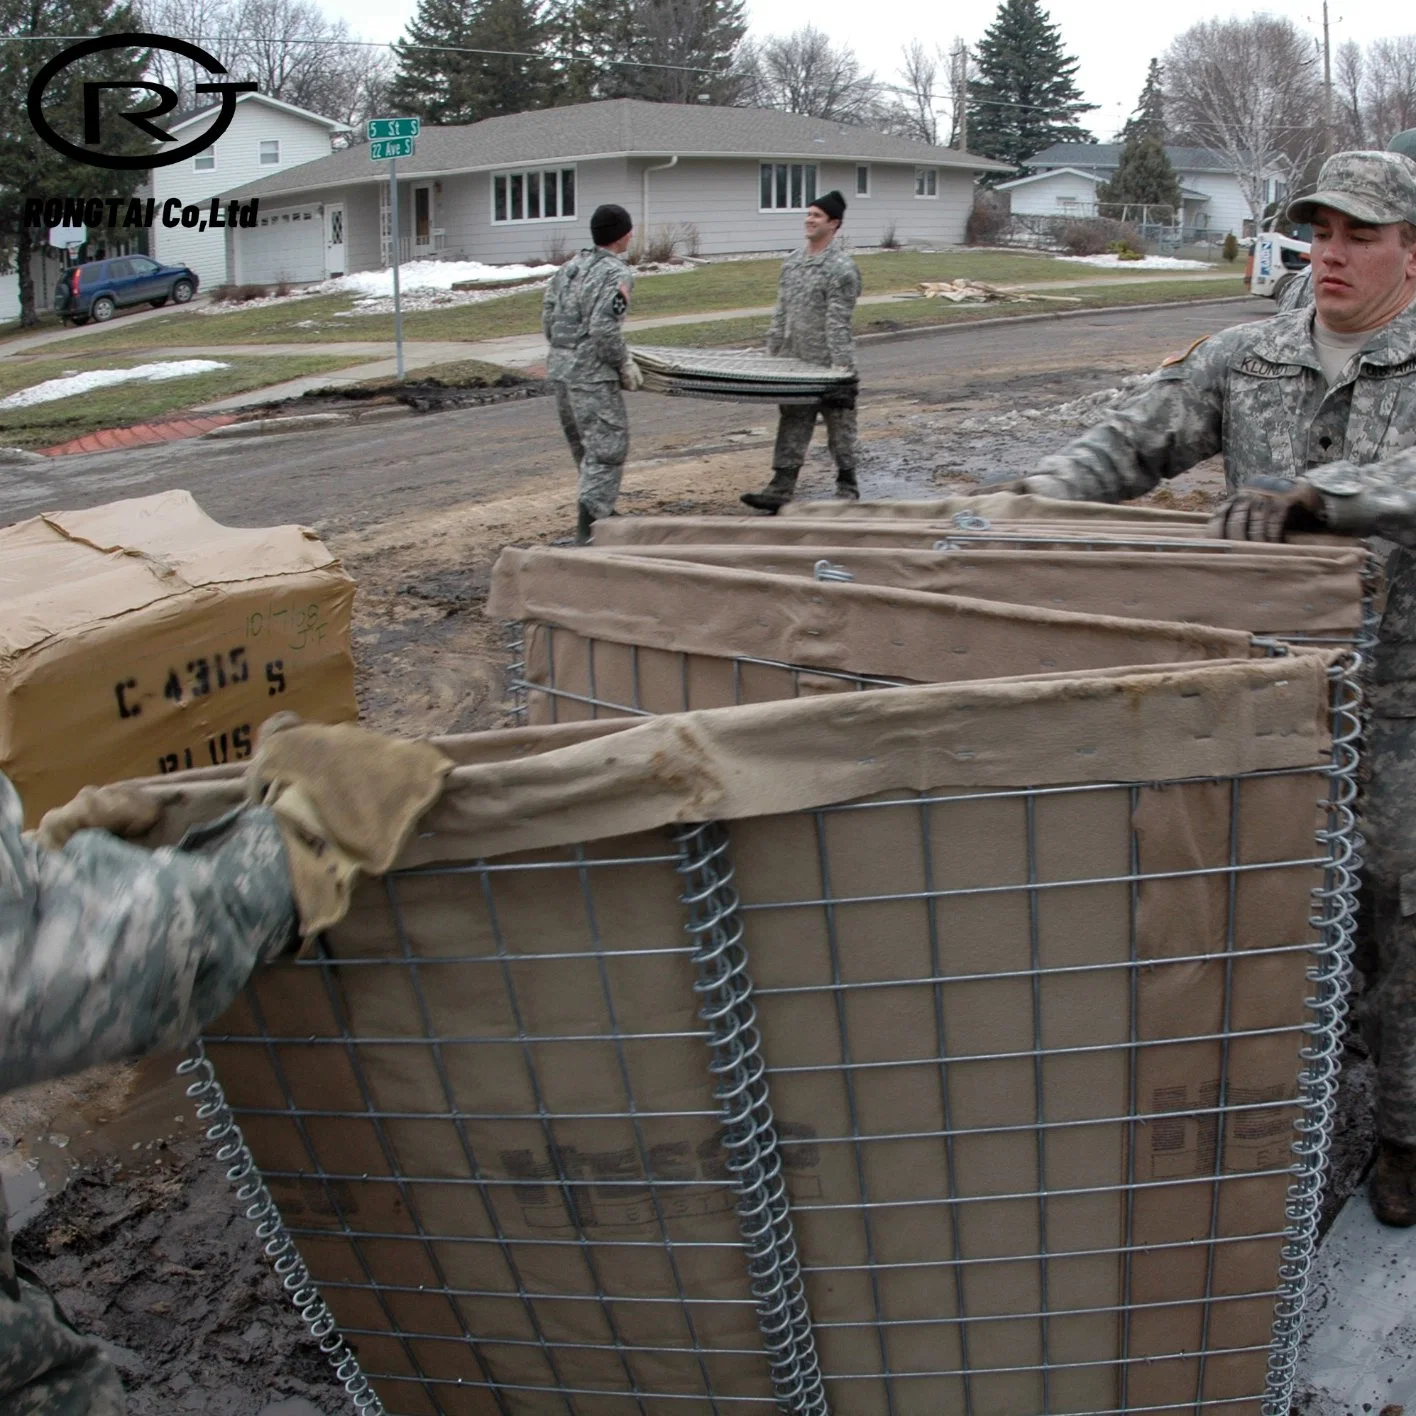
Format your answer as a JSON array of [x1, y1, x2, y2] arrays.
[[957, 44, 969, 152], [1322, 1, 1333, 160]]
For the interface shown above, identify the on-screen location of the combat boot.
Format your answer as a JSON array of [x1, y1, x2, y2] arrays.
[[1370, 1137, 1416, 1226], [835, 469, 860, 501], [741, 469, 799, 513], [575, 501, 595, 545]]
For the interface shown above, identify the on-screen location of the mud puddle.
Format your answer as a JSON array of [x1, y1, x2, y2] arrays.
[[257, 369, 550, 419]]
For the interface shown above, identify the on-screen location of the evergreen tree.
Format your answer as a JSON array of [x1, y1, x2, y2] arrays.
[[2, 0, 149, 327], [550, 0, 747, 105], [389, 0, 554, 126], [967, 0, 1095, 176], [1121, 58, 1167, 143], [1095, 133, 1182, 219]]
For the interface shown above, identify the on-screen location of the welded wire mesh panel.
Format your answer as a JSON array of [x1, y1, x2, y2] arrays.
[[187, 657, 1359, 1416], [511, 621, 905, 724]]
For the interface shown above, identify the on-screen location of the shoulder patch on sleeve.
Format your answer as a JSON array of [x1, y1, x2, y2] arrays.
[[1160, 335, 1210, 368], [611, 284, 629, 317]]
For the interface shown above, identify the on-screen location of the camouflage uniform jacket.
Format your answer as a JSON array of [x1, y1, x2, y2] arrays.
[[1028, 300, 1416, 714], [542, 247, 635, 385], [0, 771, 295, 1296], [1276, 267, 1315, 313], [765, 241, 862, 371]]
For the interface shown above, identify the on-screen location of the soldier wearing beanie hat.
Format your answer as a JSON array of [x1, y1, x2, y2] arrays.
[[742, 189, 863, 512], [976, 148, 1416, 1226], [542, 203, 643, 543]]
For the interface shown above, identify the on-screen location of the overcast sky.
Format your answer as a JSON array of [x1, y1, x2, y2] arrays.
[[336, 0, 1392, 144]]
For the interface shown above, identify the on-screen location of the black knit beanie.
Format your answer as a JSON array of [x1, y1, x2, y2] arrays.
[[591, 203, 634, 246], [809, 190, 847, 223]]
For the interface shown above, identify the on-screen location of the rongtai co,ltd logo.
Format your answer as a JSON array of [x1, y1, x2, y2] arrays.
[[27, 33, 257, 170]]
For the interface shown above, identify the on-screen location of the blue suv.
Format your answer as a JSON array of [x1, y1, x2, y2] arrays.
[[53, 256, 199, 325]]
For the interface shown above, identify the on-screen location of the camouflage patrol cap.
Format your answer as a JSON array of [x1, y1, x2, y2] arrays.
[[1390, 129, 1416, 162], [1288, 149, 1416, 225]]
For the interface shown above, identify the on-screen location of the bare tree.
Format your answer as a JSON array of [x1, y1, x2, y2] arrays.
[[1365, 35, 1416, 143], [142, 0, 241, 110], [738, 25, 880, 124], [881, 40, 938, 144], [1164, 16, 1323, 225], [1333, 39, 1366, 148]]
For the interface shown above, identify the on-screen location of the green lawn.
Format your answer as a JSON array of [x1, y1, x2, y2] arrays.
[[45, 250, 1223, 352], [0, 352, 368, 448], [628, 276, 1251, 349]]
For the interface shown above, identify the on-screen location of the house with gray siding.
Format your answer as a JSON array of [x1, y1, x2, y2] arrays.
[[1000, 144, 1288, 241], [218, 99, 1011, 284]]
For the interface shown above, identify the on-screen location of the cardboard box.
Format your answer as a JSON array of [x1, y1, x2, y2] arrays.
[[0, 490, 357, 824]]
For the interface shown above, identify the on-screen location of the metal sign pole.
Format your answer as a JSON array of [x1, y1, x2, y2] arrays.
[[389, 155, 404, 380]]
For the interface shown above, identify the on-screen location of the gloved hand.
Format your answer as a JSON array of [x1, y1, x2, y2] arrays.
[[1207, 482, 1326, 543], [33, 783, 162, 851], [619, 354, 644, 392], [247, 714, 453, 941]]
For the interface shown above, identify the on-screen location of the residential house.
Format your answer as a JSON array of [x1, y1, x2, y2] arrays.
[[152, 92, 349, 290], [998, 144, 1288, 241], [217, 99, 1012, 285]]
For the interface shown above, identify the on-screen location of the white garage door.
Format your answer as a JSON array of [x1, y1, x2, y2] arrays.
[[238, 205, 326, 285]]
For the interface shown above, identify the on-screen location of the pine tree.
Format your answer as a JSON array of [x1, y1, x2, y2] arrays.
[[1121, 58, 1167, 143], [1095, 133, 1183, 220], [967, 0, 1095, 176], [389, 0, 555, 126], [1, 0, 149, 327], [550, 0, 748, 105]]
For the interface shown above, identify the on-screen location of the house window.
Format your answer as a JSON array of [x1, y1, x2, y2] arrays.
[[759, 162, 818, 211], [193, 147, 215, 172], [915, 167, 938, 198], [855, 164, 870, 197], [492, 168, 577, 223], [259, 140, 280, 165]]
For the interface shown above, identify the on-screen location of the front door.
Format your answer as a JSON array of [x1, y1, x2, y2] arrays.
[[325, 203, 346, 277], [413, 185, 432, 256]]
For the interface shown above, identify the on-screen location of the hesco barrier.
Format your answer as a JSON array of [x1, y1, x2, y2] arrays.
[[143, 652, 1361, 1416]]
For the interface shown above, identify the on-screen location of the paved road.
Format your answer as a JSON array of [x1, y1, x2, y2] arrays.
[[0, 300, 1265, 536]]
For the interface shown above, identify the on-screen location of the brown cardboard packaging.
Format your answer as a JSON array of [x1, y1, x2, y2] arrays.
[[0, 490, 357, 823]]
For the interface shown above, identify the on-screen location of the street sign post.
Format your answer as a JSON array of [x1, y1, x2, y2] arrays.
[[367, 119, 420, 379], [368, 137, 414, 160], [366, 117, 420, 140]]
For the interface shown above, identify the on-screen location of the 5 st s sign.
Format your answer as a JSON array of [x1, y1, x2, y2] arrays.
[[27, 33, 257, 171]]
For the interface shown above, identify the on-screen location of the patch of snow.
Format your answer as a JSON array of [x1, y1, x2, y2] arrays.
[[0, 360, 229, 409], [1057, 254, 1217, 270], [330, 259, 558, 298]]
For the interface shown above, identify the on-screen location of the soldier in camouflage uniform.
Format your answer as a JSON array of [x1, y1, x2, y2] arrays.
[[742, 190, 863, 512], [983, 150, 1416, 1225], [0, 774, 298, 1412], [1270, 129, 1416, 313], [542, 203, 643, 544]]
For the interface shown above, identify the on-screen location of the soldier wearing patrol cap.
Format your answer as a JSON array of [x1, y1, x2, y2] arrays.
[[542, 203, 644, 544], [979, 148, 1416, 1225]]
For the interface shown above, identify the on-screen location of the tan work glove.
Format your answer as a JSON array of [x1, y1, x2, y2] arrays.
[[247, 714, 453, 943], [33, 783, 163, 851], [1207, 482, 1326, 543], [619, 354, 644, 391]]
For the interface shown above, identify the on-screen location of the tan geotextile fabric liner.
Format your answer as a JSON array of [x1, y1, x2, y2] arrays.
[[589, 515, 1351, 558], [488, 549, 1257, 725], [159, 657, 1336, 1416], [598, 544, 1365, 639], [778, 492, 1211, 523]]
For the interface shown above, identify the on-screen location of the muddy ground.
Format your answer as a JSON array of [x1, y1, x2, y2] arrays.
[[0, 300, 1380, 1412]]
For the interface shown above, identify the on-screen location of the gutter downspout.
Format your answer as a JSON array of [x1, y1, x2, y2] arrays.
[[643, 155, 678, 239]]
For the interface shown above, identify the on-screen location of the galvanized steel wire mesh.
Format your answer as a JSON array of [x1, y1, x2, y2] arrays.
[[184, 656, 1362, 1416]]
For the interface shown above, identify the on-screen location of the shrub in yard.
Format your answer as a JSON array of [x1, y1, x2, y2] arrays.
[[275, 281, 292, 297], [671, 221, 702, 258], [1223, 232, 1239, 263], [543, 232, 571, 265], [966, 193, 1008, 245], [1061, 219, 1144, 256], [1107, 239, 1145, 261]]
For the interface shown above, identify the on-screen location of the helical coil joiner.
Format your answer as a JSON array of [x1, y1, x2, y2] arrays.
[[177, 1045, 386, 1414]]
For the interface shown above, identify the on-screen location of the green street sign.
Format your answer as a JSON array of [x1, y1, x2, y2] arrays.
[[367, 117, 421, 140], [369, 137, 415, 160]]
